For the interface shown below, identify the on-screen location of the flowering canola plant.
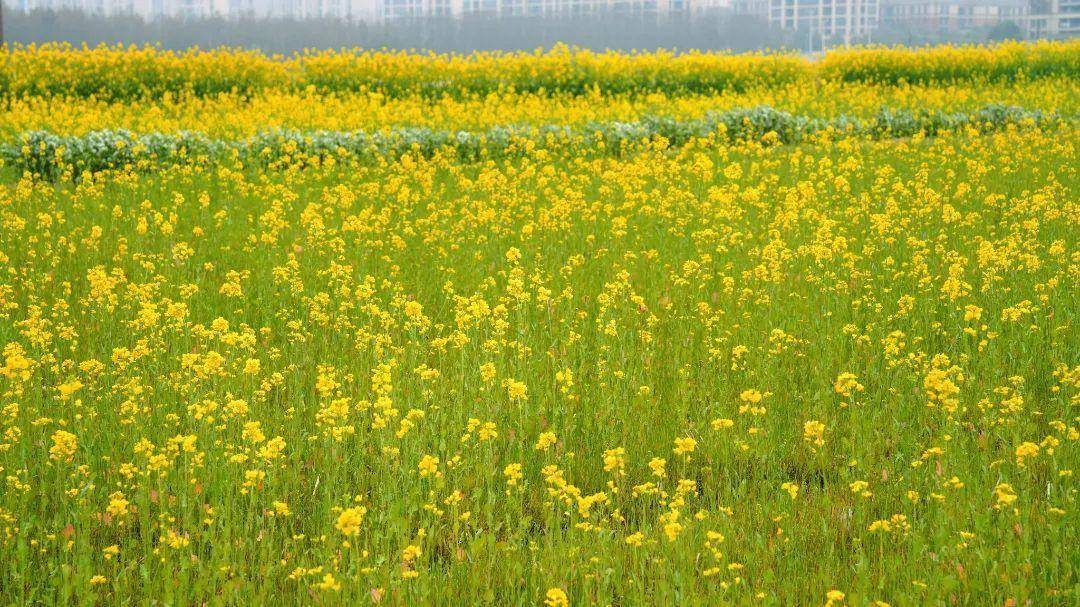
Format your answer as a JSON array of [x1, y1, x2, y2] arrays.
[[0, 41, 1076, 606]]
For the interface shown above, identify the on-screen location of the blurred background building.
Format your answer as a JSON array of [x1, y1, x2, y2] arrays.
[[733, 0, 880, 46], [10, 0, 733, 19], [5, 0, 1076, 44], [881, 0, 1026, 29], [1025, 0, 1079, 36]]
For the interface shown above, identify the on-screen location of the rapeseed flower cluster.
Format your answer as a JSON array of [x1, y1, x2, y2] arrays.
[[0, 41, 1075, 607]]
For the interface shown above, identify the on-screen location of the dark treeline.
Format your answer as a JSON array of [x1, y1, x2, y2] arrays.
[[7, 8, 799, 53]]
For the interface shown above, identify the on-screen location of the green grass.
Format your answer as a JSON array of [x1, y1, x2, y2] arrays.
[[0, 117, 1076, 605]]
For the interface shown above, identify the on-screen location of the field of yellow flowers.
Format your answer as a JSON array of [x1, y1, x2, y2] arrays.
[[0, 41, 1077, 606]]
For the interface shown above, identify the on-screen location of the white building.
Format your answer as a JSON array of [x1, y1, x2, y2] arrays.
[[736, 0, 878, 43], [12, 0, 210, 18], [1025, 0, 1080, 36], [881, 0, 1026, 30], [376, 0, 730, 20], [12, 0, 728, 19]]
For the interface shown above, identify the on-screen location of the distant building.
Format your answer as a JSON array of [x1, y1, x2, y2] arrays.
[[13, 0, 179, 18], [881, 0, 1025, 30], [12, 0, 732, 19], [735, 0, 879, 44], [11, 0, 376, 19], [1025, 0, 1080, 36], [377, 0, 731, 20], [12, 0, 1078, 36]]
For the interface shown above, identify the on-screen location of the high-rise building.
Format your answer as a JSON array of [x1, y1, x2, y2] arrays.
[[11, 0, 377, 18], [881, 0, 1026, 29], [376, 0, 728, 20], [1026, 0, 1080, 36], [735, 0, 878, 43], [10, 0, 729, 19], [11, 0, 1080, 35], [12, 0, 209, 18]]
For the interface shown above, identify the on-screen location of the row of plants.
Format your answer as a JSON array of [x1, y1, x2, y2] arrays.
[[2, 40, 1077, 100], [818, 39, 1080, 84], [4, 104, 1059, 178]]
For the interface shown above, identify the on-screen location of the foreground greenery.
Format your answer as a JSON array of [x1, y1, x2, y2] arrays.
[[4, 104, 1061, 177], [0, 44, 1076, 607]]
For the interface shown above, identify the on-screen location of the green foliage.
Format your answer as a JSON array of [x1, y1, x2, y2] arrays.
[[3, 105, 1059, 178]]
